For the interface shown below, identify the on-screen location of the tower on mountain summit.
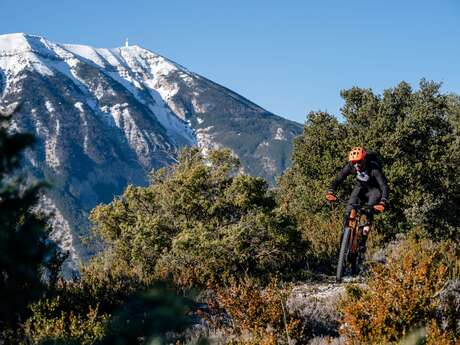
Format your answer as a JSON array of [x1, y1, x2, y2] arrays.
[[125, 38, 129, 47]]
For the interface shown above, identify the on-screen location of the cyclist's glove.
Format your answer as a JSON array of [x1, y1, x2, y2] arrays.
[[373, 198, 387, 212], [326, 191, 337, 202]]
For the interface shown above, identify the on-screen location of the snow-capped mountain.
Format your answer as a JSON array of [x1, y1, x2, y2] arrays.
[[0, 33, 302, 264]]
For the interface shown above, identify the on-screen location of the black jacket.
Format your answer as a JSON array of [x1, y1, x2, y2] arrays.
[[329, 160, 389, 201]]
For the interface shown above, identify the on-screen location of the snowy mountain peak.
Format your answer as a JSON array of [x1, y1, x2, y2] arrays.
[[0, 33, 196, 145], [0, 33, 60, 58], [0, 33, 301, 267], [0, 33, 185, 84]]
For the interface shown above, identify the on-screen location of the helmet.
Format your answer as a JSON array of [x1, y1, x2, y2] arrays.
[[348, 147, 367, 163]]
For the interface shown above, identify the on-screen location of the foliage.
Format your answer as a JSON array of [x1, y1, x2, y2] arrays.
[[5, 80, 459, 343], [0, 104, 60, 335], [100, 284, 193, 345], [277, 111, 348, 214], [24, 297, 108, 345], [90, 147, 308, 288], [339, 235, 460, 344], [277, 80, 460, 243], [23, 265, 193, 344], [214, 277, 307, 344], [299, 212, 343, 274]]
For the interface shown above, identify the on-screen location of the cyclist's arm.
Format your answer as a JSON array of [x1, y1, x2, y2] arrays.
[[329, 163, 352, 192], [373, 169, 389, 201]]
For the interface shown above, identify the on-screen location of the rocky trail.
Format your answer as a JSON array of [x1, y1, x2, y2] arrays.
[[184, 275, 365, 345]]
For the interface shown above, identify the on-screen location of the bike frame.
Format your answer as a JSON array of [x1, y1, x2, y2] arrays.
[[334, 199, 374, 281], [347, 208, 360, 255], [347, 204, 372, 254]]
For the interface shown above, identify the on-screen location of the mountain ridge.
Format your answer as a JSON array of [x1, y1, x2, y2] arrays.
[[0, 32, 302, 266]]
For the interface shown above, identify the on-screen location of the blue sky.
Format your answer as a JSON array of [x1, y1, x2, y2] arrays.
[[1, 0, 459, 123]]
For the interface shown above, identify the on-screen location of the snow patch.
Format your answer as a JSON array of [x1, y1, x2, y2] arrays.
[[74, 102, 90, 153], [45, 118, 60, 169], [31, 108, 49, 137], [62, 44, 108, 67], [122, 108, 151, 161], [274, 127, 286, 140], [196, 126, 218, 157], [45, 100, 55, 113], [74, 101, 84, 113], [258, 140, 269, 148], [192, 98, 208, 113], [147, 89, 196, 146], [0, 34, 57, 77], [51, 59, 91, 96], [106, 104, 152, 164]]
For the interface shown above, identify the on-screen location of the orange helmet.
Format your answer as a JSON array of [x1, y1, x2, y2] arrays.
[[348, 147, 367, 163]]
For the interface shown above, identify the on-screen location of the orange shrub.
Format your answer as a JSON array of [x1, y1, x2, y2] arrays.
[[339, 236, 459, 344], [213, 277, 307, 344]]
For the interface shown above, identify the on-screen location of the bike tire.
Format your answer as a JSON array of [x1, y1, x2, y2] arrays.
[[336, 227, 351, 282]]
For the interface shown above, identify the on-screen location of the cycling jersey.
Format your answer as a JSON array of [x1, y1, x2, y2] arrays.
[[329, 160, 388, 201]]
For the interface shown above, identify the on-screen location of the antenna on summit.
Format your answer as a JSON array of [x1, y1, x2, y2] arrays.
[[125, 38, 129, 47]]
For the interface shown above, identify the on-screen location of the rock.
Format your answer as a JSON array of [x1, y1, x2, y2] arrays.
[[436, 279, 460, 333], [286, 282, 346, 339], [307, 336, 347, 345]]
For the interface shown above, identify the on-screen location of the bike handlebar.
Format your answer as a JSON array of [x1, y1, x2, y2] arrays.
[[327, 198, 376, 212]]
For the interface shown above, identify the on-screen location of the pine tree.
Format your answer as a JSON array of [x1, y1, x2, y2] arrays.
[[0, 104, 56, 332]]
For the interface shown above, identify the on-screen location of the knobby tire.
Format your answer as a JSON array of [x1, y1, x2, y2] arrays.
[[336, 227, 351, 282]]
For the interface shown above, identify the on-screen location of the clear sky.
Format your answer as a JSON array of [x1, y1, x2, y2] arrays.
[[1, 0, 459, 123]]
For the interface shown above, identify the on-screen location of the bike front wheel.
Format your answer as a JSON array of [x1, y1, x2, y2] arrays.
[[336, 227, 351, 282]]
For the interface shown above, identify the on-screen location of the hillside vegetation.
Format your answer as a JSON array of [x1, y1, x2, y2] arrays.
[[0, 80, 459, 344]]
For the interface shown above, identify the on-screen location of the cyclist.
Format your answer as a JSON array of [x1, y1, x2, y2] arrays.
[[325, 147, 388, 252]]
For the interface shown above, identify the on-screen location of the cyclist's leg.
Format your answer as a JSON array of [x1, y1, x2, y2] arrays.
[[344, 186, 362, 227], [360, 188, 382, 246]]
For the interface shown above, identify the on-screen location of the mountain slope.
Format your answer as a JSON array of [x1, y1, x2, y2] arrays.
[[0, 33, 302, 264]]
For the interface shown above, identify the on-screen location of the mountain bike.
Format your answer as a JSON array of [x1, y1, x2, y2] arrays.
[[335, 201, 374, 282]]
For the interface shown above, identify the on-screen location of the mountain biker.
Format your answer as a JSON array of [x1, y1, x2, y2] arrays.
[[325, 147, 388, 252]]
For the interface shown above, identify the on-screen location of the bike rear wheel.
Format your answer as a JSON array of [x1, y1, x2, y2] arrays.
[[336, 227, 351, 282]]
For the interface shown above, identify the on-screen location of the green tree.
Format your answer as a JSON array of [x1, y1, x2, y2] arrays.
[[278, 80, 460, 251], [90, 147, 307, 288], [0, 105, 57, 334]]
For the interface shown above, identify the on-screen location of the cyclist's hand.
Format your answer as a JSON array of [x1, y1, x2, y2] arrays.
[[373, 202, 385, 212], [326, 192, 337, 202]]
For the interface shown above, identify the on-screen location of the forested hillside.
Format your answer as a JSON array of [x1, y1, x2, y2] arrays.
[[1, 80, 459, 344]]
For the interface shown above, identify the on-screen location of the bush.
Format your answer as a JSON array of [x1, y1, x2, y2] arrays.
[[23, 267, 193, 344], [22, 266, 137, 344], [213, 277, 307, 344], [91, 148, 308, 288], [158, 209, 305, 288], [24, 297, 108, 345], [339, 235, 460, 344], [298, 212, 343, 275]]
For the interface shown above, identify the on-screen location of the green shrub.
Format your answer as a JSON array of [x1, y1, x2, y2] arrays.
[[23, 266, 193, 344], [297, 212, 343, 275], [90, 148, 308, 288], [22, 265, 140, 344], [158, 209, 305, 288], [24, 297, 108, 345]]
